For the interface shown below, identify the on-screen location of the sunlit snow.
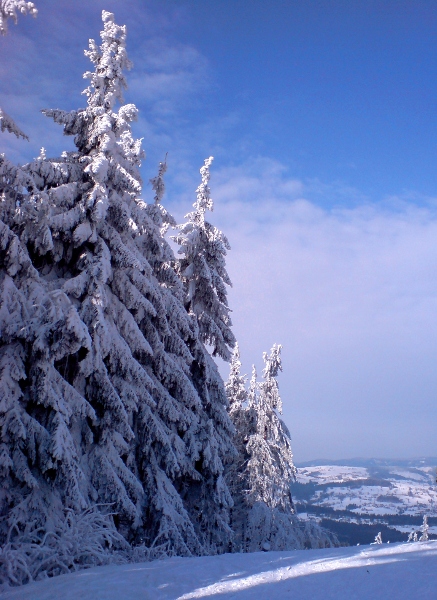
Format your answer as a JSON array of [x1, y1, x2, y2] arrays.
[[2, 542, 436, 600]]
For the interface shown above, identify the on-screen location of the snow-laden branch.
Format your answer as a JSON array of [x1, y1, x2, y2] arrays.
[[0, 2, 37, 137], [0, 0, 37, 35], [0, 107, 28, 139]]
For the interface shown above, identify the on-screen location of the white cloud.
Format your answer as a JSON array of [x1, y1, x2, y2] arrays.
[[204, 159, 437, 461]]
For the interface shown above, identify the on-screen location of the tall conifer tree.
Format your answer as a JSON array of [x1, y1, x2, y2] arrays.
[[174, 157, 236, 361], [0, 11, 235, 562]]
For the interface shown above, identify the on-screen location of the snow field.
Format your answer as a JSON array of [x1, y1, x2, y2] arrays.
[[3, 541, 436, 600], [297, 464, 437, 517], [312, 482, 437, 515], [296, 465, 369, 484]]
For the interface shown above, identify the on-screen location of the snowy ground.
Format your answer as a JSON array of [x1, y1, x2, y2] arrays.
[[2, 542, 436, 600]]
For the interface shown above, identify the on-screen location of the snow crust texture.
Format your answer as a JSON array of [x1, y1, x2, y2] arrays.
[[2, 542, 436, 600]]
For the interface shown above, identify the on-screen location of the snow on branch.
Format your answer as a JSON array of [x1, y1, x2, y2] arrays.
[[194, 156, 214, 217], [0, 2, 37, 137], [149, 155, 168, 205], [0, 0, 37, 35]]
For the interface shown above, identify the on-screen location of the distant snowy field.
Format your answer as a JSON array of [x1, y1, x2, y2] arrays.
[[3, 542, 436, 600], [297, 464, 437, 516], [293, 460, 437, 543], [296, 465, 369, 485]]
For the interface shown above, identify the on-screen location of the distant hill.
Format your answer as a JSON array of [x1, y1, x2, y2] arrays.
[[297, 457, 437, 469], [293, 459, 437, 546]]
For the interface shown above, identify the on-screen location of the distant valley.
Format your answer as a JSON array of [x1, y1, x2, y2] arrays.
[[292, 458, 437, 546]]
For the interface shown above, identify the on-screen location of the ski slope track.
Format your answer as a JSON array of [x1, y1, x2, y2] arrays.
[[2, 541, 436, 599]]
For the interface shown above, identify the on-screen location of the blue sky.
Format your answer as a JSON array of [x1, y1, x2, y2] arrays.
[[1, 0, 437, 461]]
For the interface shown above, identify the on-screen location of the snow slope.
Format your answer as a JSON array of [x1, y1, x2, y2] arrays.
[[2, 542, 436, 599]]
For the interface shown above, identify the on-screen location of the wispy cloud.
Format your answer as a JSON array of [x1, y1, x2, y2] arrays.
[[129, 39, 211, 113]]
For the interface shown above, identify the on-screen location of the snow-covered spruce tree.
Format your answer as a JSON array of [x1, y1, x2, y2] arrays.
[[224, 344, 252, 549], [243, 345, 298, 551], [371, 532, 383, 545], [172, 156, 238, 548], [419, 516, 429, 542], [245, 344, 296, 513], [0, 158, 100, 581], [142, 157, 235, 554], [0, 11, 236, 577], [173, 157, 236, 362], [0, 1, 37, 138], [227, 345, 335, 551], [1, 130, 101, 549]]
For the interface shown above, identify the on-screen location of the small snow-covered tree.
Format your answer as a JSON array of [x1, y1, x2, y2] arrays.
[[241, 344, 302, 551], [174, 157, 236, 361], [245, 344, 296, 512], [371, 532, 382, 544], [226, 344, 334, 552], [419, 516, 429, 542]]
